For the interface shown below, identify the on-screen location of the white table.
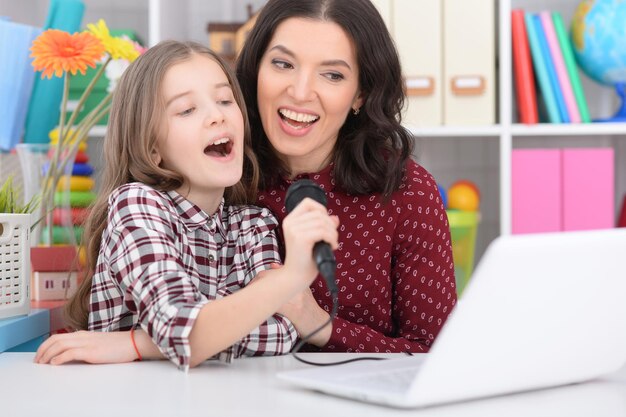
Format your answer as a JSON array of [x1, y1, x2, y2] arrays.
[[1, 352, 625, 417]]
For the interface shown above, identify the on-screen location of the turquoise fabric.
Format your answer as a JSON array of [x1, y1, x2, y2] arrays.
[[23, 0, 85, 144]]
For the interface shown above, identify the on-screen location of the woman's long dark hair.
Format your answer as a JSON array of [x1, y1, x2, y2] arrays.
[[237, 0, 413, 197]]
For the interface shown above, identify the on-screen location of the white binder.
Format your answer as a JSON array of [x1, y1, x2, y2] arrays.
[[393, 0, 443, 127], [443, 0, 495, 125]]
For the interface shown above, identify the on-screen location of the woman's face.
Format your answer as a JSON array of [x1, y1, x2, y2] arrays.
[[257, 17, 362, 175]]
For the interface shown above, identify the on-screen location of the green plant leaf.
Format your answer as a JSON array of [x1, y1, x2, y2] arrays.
[[0, 175, 41, 214]]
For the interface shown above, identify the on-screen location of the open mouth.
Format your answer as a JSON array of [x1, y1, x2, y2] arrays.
[[278, 108, 320, 130], [204, 137, 233, 157]]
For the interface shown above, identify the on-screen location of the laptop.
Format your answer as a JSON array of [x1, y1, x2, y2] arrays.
[[278, 229, 626, 408]]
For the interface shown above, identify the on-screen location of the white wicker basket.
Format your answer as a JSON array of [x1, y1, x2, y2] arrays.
[[0, 213, 30, 320]]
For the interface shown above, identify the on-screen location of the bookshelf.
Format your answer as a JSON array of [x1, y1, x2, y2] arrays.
[[5, 0, 625, 261], [405, 0, 626, 260], [500, 0, 625, 237]]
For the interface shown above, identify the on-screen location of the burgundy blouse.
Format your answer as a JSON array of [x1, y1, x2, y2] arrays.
[[257, 159, 457, 353]]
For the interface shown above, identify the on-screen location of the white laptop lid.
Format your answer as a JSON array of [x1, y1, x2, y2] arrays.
[[408, 228, 626, 406], [279, 229, 626, 408]]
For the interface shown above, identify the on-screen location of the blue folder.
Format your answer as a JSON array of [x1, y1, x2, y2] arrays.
[[524, 13, 560, 124], [532, 14, 569, 123], [0, 20, 42, 150], [23, 0, 85, 144]]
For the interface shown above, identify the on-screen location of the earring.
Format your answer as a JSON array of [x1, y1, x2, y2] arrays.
[[352, 107, 360, 116]]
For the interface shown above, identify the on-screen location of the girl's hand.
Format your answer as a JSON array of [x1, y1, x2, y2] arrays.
[[281, 197, 340, 285], [34, 330, 139, 365]]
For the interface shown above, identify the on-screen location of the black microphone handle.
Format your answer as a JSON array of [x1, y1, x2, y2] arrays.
[[313, 241, 338, 294], [285, 179, 338, 295]]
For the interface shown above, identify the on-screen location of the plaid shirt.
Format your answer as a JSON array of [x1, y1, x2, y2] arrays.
[[88, 183, 297, 370]]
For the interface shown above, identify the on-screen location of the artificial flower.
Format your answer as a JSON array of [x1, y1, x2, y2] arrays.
[[104, 36, 147, 92], [28, 20, 144, 245], [30, 29, 105, 79], [87, 19, 140, 62], [104, 58, 129, 93]]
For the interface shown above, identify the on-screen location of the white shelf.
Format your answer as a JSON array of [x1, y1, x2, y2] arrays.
[[88, 125, 107, 138], [511, 123, 626, 137], [408, 125, 502, 137]]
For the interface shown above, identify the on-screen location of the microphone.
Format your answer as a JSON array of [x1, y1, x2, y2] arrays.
[[285, 179, 338, 295]]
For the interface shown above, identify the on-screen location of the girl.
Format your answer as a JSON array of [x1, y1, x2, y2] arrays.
[[34, 40, 339, 370]]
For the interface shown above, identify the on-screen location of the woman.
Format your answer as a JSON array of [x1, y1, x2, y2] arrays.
[[235, 0, 456, 353], [36, 0, 456, 364]]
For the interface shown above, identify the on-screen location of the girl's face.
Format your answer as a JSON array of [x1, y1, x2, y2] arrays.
[[156, 54, 244, 212], [257, 17, 363, 175]]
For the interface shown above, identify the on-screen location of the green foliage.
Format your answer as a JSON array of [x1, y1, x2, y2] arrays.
[[0, 176, 40, 214]]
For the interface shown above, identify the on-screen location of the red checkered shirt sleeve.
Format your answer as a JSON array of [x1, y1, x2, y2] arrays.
[[90, 184, 209, 370], [227, 207, 298, 356]]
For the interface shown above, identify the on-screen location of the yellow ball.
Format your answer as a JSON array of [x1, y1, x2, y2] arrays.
[[448, 183, 480, 211], [78, 245, 87, 268]]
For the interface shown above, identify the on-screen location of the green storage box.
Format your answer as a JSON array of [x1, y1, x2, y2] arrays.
[[447, 210, 480, 296]]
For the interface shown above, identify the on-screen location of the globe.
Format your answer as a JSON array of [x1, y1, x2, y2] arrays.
[[571, 0, 626, 121]]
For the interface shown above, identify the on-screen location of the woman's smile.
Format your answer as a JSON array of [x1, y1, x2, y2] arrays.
[[277, 107, 320, 136], [257, 17, 362, 174]]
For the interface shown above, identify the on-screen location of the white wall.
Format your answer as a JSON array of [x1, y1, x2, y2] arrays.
[[188, 0, 267, 43], [0, 0, 48, 26], [0, 0, 268, 44]]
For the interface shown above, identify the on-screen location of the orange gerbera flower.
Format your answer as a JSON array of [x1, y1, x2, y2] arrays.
[[30, 29, 105, 79]]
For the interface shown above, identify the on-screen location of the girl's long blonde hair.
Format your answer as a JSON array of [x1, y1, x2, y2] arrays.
[[65, 41, 260, 330]]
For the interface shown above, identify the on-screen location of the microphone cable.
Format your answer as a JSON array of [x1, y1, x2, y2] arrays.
[[284, 179, 412, 365], [290, 280, 408, 367]]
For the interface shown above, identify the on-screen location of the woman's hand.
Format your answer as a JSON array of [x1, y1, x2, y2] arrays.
[[255, 263, 332, 347], [278, 286, 332, 347], [34, 330, 140, 365]]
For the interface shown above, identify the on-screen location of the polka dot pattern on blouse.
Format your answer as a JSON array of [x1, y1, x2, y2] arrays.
[[257, 159, 457, 353]]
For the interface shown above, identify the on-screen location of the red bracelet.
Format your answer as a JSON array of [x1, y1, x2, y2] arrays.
[[130, 328, 142, 361]]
